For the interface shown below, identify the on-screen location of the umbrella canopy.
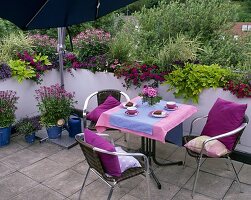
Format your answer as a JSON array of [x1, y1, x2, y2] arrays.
[[0, 0, 137, 30], [0, 0, 138, 87]]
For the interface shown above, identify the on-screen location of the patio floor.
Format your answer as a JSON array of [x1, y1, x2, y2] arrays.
[[0, 131, 251, 200]]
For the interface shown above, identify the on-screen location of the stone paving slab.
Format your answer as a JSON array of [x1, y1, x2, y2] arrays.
[[0, 149, 45, 170], [0, 142, 25, 159], [184, 171, 233, 199], [43, 169, 83, 197], [10, 184, 65, 200], [20, 158, 68, 182], [0, 172, 37, 200], [128, 178, 180, 200], [0, 161, 16, 179], [238, 164, 251, 185]]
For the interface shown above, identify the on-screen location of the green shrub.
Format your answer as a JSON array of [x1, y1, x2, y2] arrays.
[[0, 32, 33, 63], [156, 34, 200, 69], [8, 59, 36, 83], [199, 34, 251, 68], [163, 63, 233, 103]]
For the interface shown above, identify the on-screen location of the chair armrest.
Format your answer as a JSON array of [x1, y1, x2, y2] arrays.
[[93, 147, 150, 174], [120, 91, 130, 102], [203, 122, 248, 146], [188, 115, 208, 136], [198, 122, 248, 157], [83, 91, 98, 116]]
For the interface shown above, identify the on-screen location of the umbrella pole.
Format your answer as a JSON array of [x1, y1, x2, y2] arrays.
[[57, 27, 66, 88]]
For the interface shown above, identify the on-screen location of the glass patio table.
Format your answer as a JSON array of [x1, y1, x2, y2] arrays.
[[96, 96, 197, 188]]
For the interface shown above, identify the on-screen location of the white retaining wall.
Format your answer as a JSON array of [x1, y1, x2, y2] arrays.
[[0, 69, 250, 152]]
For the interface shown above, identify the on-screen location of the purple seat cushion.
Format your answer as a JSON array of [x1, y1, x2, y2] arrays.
[[87, 95, 121, 122], [201, 98, 247, 150], [84, 129, 121, 177]]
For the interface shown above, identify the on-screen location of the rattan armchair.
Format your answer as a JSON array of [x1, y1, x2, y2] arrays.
[[75, 133, 151, 200], [183, 115, 249, 198]]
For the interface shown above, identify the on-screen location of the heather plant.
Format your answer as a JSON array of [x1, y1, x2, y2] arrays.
[[0, 63, 12, 80], [0, 90, 19, 127], [35, 84, 77, 127]]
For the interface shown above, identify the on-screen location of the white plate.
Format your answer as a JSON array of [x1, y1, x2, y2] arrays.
[[151, 111, 168, 118], [122, 102, 137, 108], [164, 106, 178, 111]]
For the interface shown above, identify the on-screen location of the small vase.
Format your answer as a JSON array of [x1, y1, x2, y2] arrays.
[[0, 126, 11, 147], [68, 117, 82, 138], [25, 132, 36, 143], [46, 126, 62, 139]]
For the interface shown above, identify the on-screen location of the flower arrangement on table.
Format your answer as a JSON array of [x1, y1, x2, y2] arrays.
[[35, 84, 77, 127], [0, 90, 19, 127], [139, 85, 162, 106]]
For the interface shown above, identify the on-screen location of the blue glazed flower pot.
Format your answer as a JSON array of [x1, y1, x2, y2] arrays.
[[46, 126, 62, 139], [0, 126, 11, 147], [25, 132, 36, 143]]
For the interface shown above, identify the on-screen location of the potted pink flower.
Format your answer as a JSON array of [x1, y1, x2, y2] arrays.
[[140, 85, 162, 106], [35, 84, 76, 139]]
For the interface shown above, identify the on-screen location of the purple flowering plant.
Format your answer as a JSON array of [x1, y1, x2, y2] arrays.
[[0, 63, 12, 80], [0, 90, 19, 127], [35, 84, 77, 127], [139, 85, 162, 106], [114, 62, 170, 89]]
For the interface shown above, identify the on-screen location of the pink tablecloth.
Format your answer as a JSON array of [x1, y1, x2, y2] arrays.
[[96, 96, 198, 143]]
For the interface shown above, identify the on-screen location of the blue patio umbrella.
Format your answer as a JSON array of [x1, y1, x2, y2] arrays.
[[0, 0, 138, 87]]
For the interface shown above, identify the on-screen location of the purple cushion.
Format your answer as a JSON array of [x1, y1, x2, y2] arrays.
[[84, 129, 121, 177], [87, 95, 121, 122], [201, 98, 247, 150]]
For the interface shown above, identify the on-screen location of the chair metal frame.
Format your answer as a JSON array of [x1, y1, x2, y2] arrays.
[[82, 89, 130, 129], [75, 133, 151, 200], [183, 115, 249, 198]]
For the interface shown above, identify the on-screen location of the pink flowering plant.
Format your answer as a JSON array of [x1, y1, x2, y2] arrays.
[[29, 34, 57, 60], [35, 84, 77, 127], [139, 85, 162, 106], [0, 90, 19, 127], [72, 28, 110, 61]]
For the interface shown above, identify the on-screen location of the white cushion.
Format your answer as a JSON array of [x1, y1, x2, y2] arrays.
[[115, 147, 141, 172]]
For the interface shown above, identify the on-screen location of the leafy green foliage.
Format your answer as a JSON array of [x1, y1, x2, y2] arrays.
[[199, 34, 251, 68], [8, 60, 36, 83], [16, 116, 42, 135], [163, 63, 234, 103], [0, 32, 33, 63], [156, 34, 200, 70]]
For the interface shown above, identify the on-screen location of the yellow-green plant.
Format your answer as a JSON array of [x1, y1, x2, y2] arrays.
[[0, 32, 33, 63], [163, 63, 233, 103], [8, 60, 36, 83]]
